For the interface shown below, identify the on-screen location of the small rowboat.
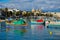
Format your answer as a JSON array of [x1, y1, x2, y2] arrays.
[[0, 20, 5, 22], [46, 21, 60, 28]]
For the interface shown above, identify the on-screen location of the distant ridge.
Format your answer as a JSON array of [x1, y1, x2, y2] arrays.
[[0, 5, 60, 12], [42, 8, 60, 12]]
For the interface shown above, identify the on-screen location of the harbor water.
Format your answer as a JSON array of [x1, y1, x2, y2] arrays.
[[0, 18, 60, 40]]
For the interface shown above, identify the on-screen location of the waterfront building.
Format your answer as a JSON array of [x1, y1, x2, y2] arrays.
[[32, 8, 35, 13]]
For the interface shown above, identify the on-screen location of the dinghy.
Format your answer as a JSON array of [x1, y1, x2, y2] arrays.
[[46, 21, 60, 28]]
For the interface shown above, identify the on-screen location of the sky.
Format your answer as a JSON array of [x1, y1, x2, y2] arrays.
[[0, 0, 60, 12]]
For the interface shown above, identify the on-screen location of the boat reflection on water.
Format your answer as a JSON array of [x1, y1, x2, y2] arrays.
[[0, 21, 6, 32], [31, 24, 44, 35], [37, 25, 44, 30], [14, 26, 27, 36], [6, 25, 27, 36], [31, 25, 44, 30]]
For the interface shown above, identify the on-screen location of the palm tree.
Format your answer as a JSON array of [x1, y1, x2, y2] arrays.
[[50, 14, 53, 17], [4, 8, 8, 12]]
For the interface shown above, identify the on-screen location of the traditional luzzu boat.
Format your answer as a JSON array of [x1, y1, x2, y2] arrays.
[[6, 18, 28, 26], [46, 21, 60, 28], [31, 19, 44, 25], [0, 20, 5, 22]]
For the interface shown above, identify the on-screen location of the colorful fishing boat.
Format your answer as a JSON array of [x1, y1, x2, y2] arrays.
[[31, 19, 44, 25], [46, 21, 60, 28], [0, 20, 5, 22], [6, 18, 28, 26], [5, 18, 13, 23]]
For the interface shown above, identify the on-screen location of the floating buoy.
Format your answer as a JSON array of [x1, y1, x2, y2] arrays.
[[48, 30, 53, 35], [46, 21, 49, 24], [50, 31, 53, 35]]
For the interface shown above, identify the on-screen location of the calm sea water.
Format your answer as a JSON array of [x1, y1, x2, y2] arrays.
[[0, 20, 60, 40], [0, 0, 9, 3]]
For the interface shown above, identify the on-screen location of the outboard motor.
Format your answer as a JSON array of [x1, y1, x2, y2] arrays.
[[43, 21, 45, 26]]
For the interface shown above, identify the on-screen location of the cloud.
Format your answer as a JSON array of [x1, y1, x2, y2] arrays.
[[0, 0, 60, 11]]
